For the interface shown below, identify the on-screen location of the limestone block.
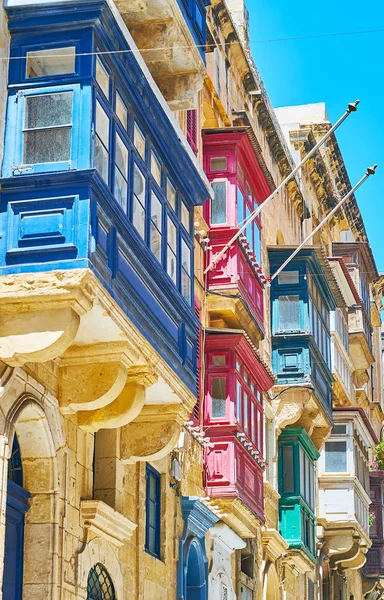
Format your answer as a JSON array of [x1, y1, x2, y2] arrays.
[[120, 403, 183, 463]]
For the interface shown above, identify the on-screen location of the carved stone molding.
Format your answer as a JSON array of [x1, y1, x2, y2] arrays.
[[80, 500, 137, 547], [262, 528, 288, 563]]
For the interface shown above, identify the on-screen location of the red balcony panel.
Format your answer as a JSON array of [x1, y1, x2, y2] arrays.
[[205, 435, 264, 522], [206, 230, 264, 333]]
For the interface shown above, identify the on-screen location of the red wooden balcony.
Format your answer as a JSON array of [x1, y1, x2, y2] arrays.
[[203, 332, 275, 527], [202, 128, 273, 341]]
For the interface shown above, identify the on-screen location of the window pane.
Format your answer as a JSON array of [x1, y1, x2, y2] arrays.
[[115, 133, 128, 175], [332, 424, 347, 435], [243, 393, 248, 433], [24, 128, 71, 164], [96, 56, 109, 97], [181, 201, 190, 232], [133, 165, 146, 238], [278, 271, 299, 285], [26, 47, 75, 78], [114, 170, 127, 211], [210, 156, 227, 171], [25, 92, 72, 129], [212, 355, 226, 366], [325, 441, 347, 472], [212, 377, 226, 418], [134, 123, 146, 159], [151, 151, 161, 186], [116, 92, 127, 129], [278, 295, 300, 331], [167, 220, 177, 285], [167, 179, 176, 210], [182, 271, 191, 304], [236, 380, 242, 423], [95, 137, 109, 183], [282, 445, 294, 494], [167, 217, 176, 253], [151, 193, 162, 261], [211, 181, 226, 224], [95, 101, 109, 148], [182, 240, 191, 276], [148, 527, 156, 554]]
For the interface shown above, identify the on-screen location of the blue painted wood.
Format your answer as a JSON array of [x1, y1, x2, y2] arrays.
[[269, 248, 336, 418], [176, 0, 210, 62], [3, 482, 30, 600], [0, 0, 212, 393], [177, 497, 218, 600], [145, 464, 161, 559]]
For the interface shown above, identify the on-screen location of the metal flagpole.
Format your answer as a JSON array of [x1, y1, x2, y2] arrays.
[[204, 100, 360, 275], [268, 164, 377, 285]]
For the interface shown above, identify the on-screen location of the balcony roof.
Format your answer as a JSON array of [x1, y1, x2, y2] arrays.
[[332, 241, 379, 283], [328, 257, 362, 306], [206, 327, 276, 388], [268, 245, 345, 309]]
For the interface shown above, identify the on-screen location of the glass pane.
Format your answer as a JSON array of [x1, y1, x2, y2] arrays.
[[149, 474, 157, 501], [151, 193, 162, 261], [96, 55, 109, 97], [181, 240, 191, 276], [134, 164, 146, 205], [96, 101, 109, 148], [212, 377, 226, 418], [133, 197, 145, 239], [115, 133, 128, 175], [210, 156, 227, 171], [133, 166, 146, 238], [282, 445, 294, 494], [211, 181, 227, 224], [116, 92, 127, 129], [278, 295, 300, 331], [95, 137, 109, 183], [114, 170, 127, 211], [212, 355, 226, 366], [243, 393, 248, 433], [24, 128, 71, 164], [332, 424, 347, 435], [25, 92, 72, 129], [237, 188, 244, 225], [151, 151, 161, 186], [325, 441, 347, 472], [26, 47, 75, 78], [167, 217, 177, 252], [236, 380, 242, 423], [181, 201, 190, 232], [167, 249, 177, 284], [149, 501, 157, 527], [278, 271, 299, 285], [148, 527, 156, 554], [134, 123, 146, 159], [182, 271, 191, 304], [167, 179, 176, 210]]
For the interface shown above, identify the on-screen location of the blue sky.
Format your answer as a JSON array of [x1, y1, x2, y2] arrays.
[[248, 0, 384, 271]]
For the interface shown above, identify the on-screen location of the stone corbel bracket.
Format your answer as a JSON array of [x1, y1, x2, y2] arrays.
[[120, 401, 186, 464], [80, 499, 137, 547], [272, 386, 332, 450], [262, 528, 288, 563], [318, 521, 370, 572], [0, 270, 94, 366]]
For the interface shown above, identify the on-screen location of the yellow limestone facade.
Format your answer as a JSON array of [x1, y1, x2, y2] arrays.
[[0, 0, 382, 599]]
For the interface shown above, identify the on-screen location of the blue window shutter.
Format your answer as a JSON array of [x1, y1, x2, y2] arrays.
[[145, 464, 161, 559]]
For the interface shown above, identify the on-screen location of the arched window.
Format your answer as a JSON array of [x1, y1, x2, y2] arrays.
[[87, 563, 116, 600]]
